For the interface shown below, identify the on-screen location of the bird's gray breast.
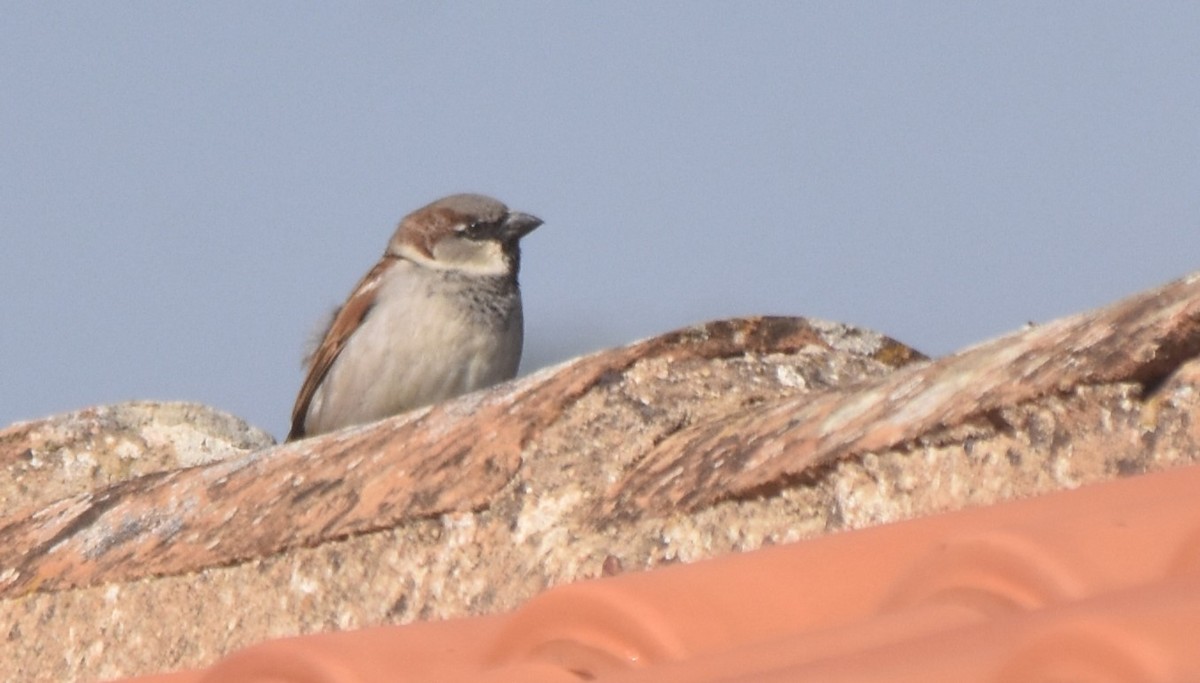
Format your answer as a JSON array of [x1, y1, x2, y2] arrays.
[[305, 261, 523, 435]]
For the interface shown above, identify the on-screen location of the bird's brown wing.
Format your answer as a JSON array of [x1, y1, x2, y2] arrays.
[[287, 258, 393, 440]]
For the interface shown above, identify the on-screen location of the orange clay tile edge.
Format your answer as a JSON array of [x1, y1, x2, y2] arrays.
[[118, 464, 1200, 683]]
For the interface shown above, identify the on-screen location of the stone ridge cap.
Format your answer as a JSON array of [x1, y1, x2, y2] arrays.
[[115, 461, 1200, 683], [0, 316, 920, 599], [607, 271, 1200, 515]]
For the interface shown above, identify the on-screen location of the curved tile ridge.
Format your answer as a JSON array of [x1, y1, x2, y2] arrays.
[[0, 317, 922, 599], [606, 271, 1200, 515], [118, 462, 1200, 683]]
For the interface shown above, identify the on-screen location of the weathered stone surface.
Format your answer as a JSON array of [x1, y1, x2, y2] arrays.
[[3, 272, 1200, 683], [0, 318, 921, 598], [0, 401, 275, 514], [607, 272, 1200, 515]]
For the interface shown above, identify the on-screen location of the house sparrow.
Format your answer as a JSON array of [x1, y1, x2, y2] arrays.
[[288, 193, 543, 441]]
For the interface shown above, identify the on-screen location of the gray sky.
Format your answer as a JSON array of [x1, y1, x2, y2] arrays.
[[3, 3, 1199, 441]]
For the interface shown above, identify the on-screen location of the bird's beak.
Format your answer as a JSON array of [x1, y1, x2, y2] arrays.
[[501, 212, 544, 240]]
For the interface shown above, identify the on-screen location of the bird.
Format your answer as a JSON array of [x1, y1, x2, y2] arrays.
[[288, 193, 543, 441]]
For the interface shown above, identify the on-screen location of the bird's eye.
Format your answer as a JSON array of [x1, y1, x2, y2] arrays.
[[458, 221, 486, 238]]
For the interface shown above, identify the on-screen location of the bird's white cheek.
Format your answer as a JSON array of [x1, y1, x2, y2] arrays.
[[431, 238, 509, 276]]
